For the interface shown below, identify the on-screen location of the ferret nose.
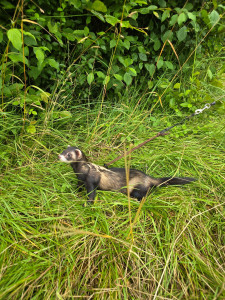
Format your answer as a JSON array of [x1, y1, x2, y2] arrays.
[[58, 155, 62, 159]]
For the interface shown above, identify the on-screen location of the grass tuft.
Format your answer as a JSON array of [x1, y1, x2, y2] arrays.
[[0, 99, 225, 299]]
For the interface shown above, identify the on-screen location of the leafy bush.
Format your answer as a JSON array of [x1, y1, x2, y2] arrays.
[[0, 0, 224, 126]]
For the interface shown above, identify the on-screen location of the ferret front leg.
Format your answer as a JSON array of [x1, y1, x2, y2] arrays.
[[85, 180, 98, 204], [77, 179, 85, 192]]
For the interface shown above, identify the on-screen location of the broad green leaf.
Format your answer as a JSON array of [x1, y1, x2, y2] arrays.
[[174, 83, 181, 89], [184, 89, 191, 96], [29, 109, 37, 115], [73, 29, 85, 36], [121, 21, 131, 28], [147, 5, 158, 10], [128, 67, 137, 76], [154, 39, 161, 51], [113, 74, 123, 81], [47, 58, 59, 70], [34, 48, 45, 63], [165, 61, 174, 69], [162, 10, 170, 22], [68, 0, 82, 9], [7, 28, 22, 50], [97, 71, 105, 78], [159, 0, 166, 7], [124, 73, 132, 86], [139, 8, 149, 14], [28, 66, 41, 79], [87, 73, 94, 85], [100, 44, 106, 51], [126, 35, 137, 42], [138, 45, 146, 53], [153, 11, 160, 18], [201, 10, 210, 27], [111, 65, 119, 74], [180, 102, 191, 108], [118, 56, 125, 66], [9, 83, 24, 91], [84, 26, 89, 36], [105, 15, 119, 26], [209, 10, 220, 27], [63, 32, 76, 41], [156, 59, 163, 69], [91, 10, 105, 22], [132, 53, 138, 62], [187, 12, 196, 22], [23, 31, 36, 42], [123, 40, 130, 50], [103, 75, 110, 85], [92, 1, 107, 13], [148, 80, 154, 89], [2, 86, 11, 96], [12, 100, 20, 105], [169, 14, 178, 26], [162, 30, 173, 43], [160, 82, 168, 89], [139, 53, 147, 61], [8, 53, 29, 65], [140, 5, 158, 14], [178, 12, 187, 26], [124, 58, 133, 67], [145, 64, 155, 76], [185, 3, 193, 11], [24, 32, 37, 46], [97, 31, 105, 36], [110, 39, 116, 48], [39, 46, 50, 52], [47, 21, 58, 34], [177, 26, 187, 41]]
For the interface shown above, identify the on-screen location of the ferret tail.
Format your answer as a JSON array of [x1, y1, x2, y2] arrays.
[[156, 177, 196, 187]]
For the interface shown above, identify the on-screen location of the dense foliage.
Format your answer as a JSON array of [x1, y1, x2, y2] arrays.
[[1, 1, 224, 123]]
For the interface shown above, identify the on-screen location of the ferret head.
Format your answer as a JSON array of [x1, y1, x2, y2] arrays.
[[59, 146, 83, 163]]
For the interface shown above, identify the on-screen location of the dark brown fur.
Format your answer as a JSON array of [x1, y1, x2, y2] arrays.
[[59, 146, 196, 203]]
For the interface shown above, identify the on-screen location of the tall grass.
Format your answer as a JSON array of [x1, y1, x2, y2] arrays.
[[0, 90, 224, 299]]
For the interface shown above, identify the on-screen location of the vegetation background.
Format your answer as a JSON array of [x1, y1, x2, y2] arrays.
[[0, 0, 224, 299]]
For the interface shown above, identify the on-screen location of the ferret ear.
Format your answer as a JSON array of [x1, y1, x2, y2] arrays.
[[67, 145, 71, 147], [75, 149, 82, 159]]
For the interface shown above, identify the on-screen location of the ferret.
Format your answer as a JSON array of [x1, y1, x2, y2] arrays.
[[59, 146, 196, 203]]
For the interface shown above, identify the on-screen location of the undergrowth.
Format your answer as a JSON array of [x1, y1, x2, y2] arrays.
[[0, 95, 225, 299], [0, 2, 224, 298]]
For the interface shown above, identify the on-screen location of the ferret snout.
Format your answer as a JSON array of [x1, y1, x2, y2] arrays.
[[58, 154, 70, 163], [58, 154, 65, 161]]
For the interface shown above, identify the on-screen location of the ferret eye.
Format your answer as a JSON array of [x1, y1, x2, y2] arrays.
[[66, 153, 71, 159]]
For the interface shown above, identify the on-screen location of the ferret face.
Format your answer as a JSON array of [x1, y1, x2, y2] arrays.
[[58, 146, 82, 163]]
